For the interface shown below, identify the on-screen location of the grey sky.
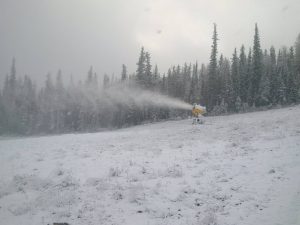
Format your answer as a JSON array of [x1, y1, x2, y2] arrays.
[[0, 0, 300, 85]]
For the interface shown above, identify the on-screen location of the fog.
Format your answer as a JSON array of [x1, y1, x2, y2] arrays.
[[0, 0, 300, 84]]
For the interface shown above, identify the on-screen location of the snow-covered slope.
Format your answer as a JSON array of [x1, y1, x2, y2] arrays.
[[0, 106, 300, 225]]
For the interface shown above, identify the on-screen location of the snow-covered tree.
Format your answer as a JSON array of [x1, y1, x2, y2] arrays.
[[207, 23, 219, 111], [251, 23, 263, 106], [121, 64, 127, 81], [239, 45, 248, 102], [231, 48, 240, 101]]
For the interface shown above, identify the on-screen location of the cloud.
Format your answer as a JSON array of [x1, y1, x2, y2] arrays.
[[0, 0, 300, 84]]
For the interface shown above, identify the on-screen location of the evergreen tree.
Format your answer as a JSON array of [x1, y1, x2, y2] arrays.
[[269, 46, 279, 104], [286, 47, 298, 102], [295, 34, 300, 87], [231, 48, 240, 102], [54, 70, 66, 132], [21, 75, 38, 134], [38, 73, 55, 132], [145, 52, 152, 88], [161, 73, 167, 94], [207, 23, 219, 111], [93, 73, 98, 89], [167, 68, 173, 96], [251, 23, 263, 106], [258, 49, 271, 106], [189, 63, 199, 103], [153, 65, 159, 80], [152, 65, 160, 91], [9, 58, 17, 94], [223, 58, 235, 111], [86, 66, 94, 87], [2, 58, 21, 133], [239, 45, 248, 102], [136, 47, 146, 86], [277, 50, 287, 104], [121, 64, 127, 81], [182, 63, 190, 102], [217, 55, 225, 98], [235, 96, 242, 112], [0, 92, 6, 134], [246, 48, 253, 104]]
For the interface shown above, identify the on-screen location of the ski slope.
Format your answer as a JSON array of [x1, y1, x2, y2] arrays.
[[0, 106, 300, 225]]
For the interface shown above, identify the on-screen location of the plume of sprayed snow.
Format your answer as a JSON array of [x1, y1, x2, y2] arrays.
[[76, 82, 193, 112], [104, 84, 193, 110]]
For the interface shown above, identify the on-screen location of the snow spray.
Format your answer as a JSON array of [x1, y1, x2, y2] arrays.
[[101, 83, 193, 110]]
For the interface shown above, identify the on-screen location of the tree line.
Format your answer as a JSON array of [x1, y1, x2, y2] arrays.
[[1, 24, 300, 135]]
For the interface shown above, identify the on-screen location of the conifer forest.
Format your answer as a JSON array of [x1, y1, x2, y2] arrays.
[[1, 24, 300, 135]]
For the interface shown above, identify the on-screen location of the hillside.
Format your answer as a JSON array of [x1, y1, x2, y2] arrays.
[[0, 106, 300, 225]]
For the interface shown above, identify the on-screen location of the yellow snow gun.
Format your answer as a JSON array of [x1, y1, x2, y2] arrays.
[[192, 104, 206, 117]]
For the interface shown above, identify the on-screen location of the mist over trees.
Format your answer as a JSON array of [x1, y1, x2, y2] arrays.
[[1, 24, 300, 135]]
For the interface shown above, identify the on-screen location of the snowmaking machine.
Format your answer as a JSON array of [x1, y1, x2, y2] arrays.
[[192, 104, 206, 124]]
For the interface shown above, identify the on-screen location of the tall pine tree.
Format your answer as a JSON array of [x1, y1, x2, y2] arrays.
[[207, 23, 219, 111], [251, 23, 263, 106]]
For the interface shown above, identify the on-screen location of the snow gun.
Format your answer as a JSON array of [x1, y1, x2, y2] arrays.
[[192, 104, 206, 124]]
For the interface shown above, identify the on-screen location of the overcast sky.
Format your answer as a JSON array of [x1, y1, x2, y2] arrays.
[[0, 0, 300, 84]]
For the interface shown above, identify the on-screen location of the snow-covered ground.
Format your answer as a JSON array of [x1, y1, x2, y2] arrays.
[[0, 106, 300, 225]]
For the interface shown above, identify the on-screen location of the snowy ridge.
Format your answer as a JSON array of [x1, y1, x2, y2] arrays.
[[0, 106, 300, 225]]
